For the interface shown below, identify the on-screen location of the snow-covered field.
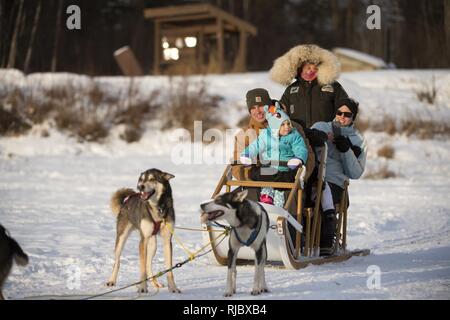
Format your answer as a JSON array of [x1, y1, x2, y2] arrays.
[[0, 70, 449, 300]]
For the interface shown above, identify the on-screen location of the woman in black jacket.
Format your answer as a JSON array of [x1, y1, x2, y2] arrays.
[[270, 44, 349, 130]]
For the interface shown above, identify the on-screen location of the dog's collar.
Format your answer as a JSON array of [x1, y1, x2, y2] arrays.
[[232, 214, 263, 247]]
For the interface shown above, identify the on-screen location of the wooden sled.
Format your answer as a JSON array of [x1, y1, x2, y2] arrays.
[[202, 145, 370, 270]]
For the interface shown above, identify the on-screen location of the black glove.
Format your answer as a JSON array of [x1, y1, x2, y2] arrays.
[[334, 135, 351, 152], [350, 145, 362, 157], [304, 128, 328, 147]]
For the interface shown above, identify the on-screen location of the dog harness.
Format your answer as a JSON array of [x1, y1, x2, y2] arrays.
[[122, 193, 161, 236], [233, 213, 263, 247]]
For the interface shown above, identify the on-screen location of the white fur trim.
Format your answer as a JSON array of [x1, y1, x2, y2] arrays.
[[270, 44, 341, 86]]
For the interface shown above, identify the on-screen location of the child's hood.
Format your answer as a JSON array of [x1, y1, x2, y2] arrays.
[[264, 101, 291, 132]]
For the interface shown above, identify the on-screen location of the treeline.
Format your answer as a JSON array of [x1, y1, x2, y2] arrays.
[[1, 0, 449, 76]]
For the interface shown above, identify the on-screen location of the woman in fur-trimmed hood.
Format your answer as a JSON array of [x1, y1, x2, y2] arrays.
[[270, 44, 349, 129]]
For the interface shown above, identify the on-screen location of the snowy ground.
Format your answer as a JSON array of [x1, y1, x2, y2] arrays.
[[0, 70, 450, 300]]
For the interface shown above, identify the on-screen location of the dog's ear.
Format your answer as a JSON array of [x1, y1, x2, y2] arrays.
[[163, 172, 175, 181], [232, 189, 248, 203]]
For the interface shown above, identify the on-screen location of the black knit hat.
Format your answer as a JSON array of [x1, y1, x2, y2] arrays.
[[335, 98, 359, 120], [246, 88, 271, 112]]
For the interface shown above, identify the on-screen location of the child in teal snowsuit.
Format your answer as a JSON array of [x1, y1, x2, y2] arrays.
[[241, 101, 308, 206]]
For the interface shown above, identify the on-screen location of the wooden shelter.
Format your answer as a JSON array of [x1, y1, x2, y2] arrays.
[[144, 3, 257, 75], [333, 47, 387, 72]]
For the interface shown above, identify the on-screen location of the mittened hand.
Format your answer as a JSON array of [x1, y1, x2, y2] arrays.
[[351, 145, 362, 157], [287, 158, 303, 170], [239, 156, 253, 166], [334, 136, 352, 152], [304, 128, 328, 147]]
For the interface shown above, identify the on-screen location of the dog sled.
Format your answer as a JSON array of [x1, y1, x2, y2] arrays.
[[202, 145, 369, 270]]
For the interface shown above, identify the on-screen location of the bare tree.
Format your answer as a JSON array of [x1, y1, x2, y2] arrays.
[[24, 0, 41, 73], [331, 0, 341, 35], [243, 0, 250, 21], [7, 0, 24, 68], [345, 0, 354, 47], [446, 0, 450, 54], [51, 0, 64, 72], [0, 0, 3, 67]]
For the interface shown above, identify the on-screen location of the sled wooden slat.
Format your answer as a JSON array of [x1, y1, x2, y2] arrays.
[[294, 189, 303, 258], [342, 183, 349, 251], [304, 208, 312, 257], [310, 145, 327, 256], [283, 166, 304, 211], [212, 165, 231, 198], [335, 180, 349, 253], [226, 180, 295, 189]]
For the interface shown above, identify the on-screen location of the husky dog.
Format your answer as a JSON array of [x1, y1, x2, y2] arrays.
[[0, 224, 29, 300], [106, 169, 180, 293], [200, 189, 269, 297]]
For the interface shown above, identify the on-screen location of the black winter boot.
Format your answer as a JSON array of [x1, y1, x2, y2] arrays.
[[320, 209, 337, 256]]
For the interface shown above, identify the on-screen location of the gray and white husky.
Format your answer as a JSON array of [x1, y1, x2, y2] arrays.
[[200, 189, 269, 297], [106, 168, 180, 293]]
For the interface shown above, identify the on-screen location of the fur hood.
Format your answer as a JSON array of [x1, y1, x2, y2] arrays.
[[270, 44, 341, 86]]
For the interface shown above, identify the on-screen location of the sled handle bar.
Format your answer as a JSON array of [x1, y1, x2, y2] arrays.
[[230, 160, 290, 167]]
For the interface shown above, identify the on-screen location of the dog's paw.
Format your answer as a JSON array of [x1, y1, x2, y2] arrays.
[[224, 292, 234, 297], [106, 281, 116, 287], [251, 289, 262, 296], [137, 286, 148, 294], [169, 286, 181, 293]]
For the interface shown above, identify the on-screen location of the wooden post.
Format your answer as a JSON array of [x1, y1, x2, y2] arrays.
[[334, 181, 348, 253], [342, 183, 349, 251], [310, 146, 327, 256], [153, 21, 161, 75], [305, 208, 312, 257], [314, 214, 322, 256], [233, 30, 247, 72], [311, 178, 324, 256], [217, 18, 224, 73], [114, 46, 144, 76], [198, 31, 205, 73], [295, 189, 303, 258]]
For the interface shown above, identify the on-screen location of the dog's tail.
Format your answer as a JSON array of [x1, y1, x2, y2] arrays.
[[10, 237, 29, 266], [110, 188, 136, 216]]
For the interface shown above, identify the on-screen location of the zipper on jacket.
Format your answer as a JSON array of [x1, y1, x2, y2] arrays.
[[307, 83, 312, 127]]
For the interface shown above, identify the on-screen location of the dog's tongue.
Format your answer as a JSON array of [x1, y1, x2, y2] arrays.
[[200, 210, 223, 224], [140, 192, 151, 200]]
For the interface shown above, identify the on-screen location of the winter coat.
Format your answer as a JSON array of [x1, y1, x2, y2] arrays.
[[280, 78, 348, 128], [242, 127, 308, 172], [270, 44, 349, 128], [232, 117, 267, 180], [311, 121, 367, 188]]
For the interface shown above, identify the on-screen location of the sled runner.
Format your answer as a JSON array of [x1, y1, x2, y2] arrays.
[[202, 145, 369, 270]]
